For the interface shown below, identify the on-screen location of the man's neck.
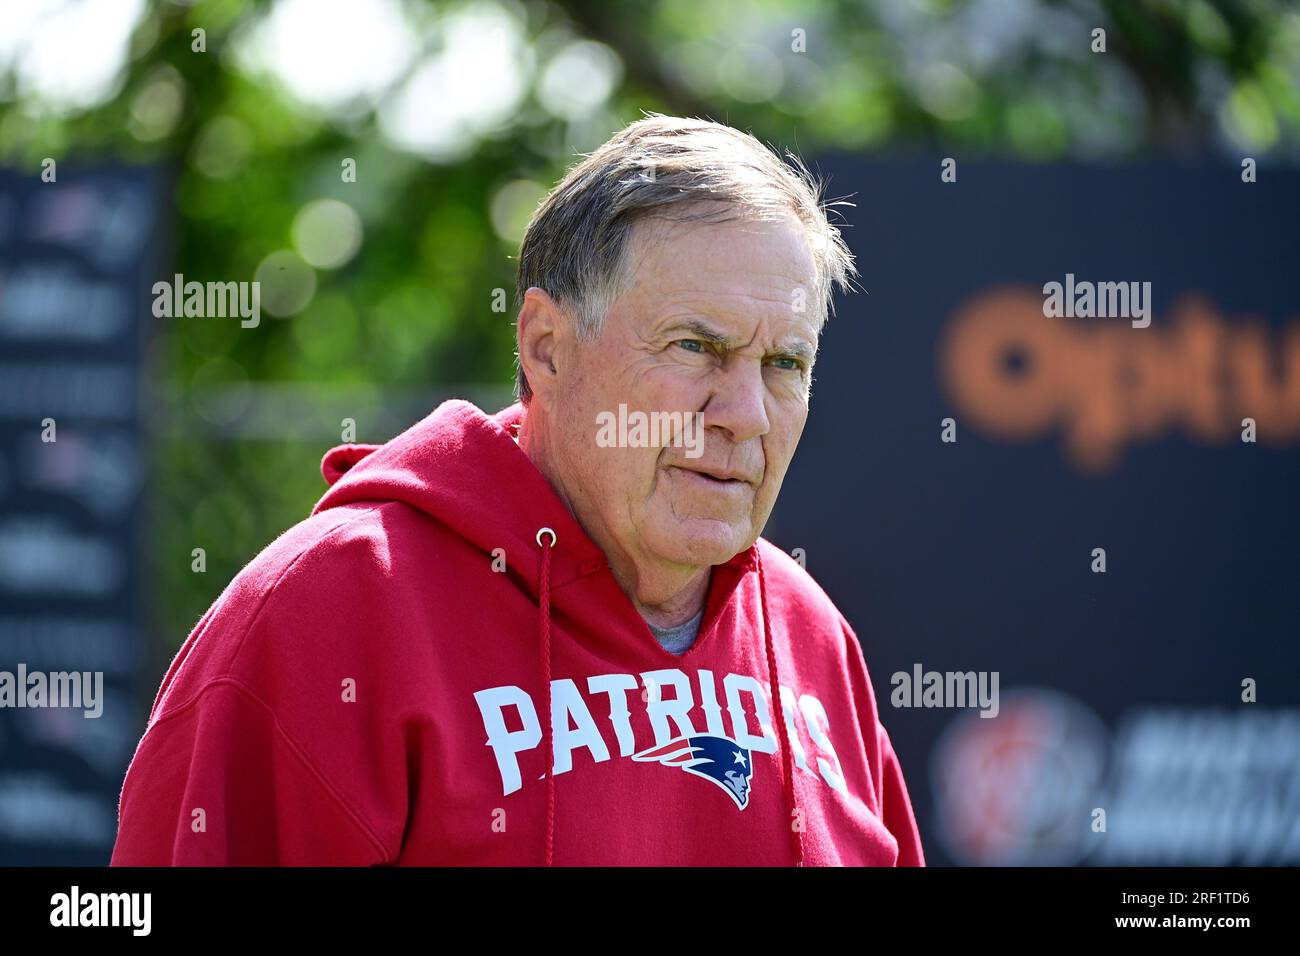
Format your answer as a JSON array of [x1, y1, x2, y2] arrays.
[[623, 565, 711, 630]]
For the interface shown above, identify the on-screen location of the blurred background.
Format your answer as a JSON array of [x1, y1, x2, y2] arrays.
[[1, 0, 1298, 865]]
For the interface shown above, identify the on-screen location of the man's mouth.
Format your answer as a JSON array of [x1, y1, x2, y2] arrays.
[[667, 465, 754, 488]]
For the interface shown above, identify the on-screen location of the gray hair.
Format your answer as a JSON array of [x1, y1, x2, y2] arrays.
[[513, 114, 857, 402]]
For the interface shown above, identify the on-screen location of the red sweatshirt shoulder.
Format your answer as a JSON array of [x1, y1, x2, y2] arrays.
[[116, 499, 454, 864], [147, 504, 384, 718]]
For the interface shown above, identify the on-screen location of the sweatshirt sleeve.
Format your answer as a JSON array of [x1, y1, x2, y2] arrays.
[[110, 678, 388, 866], [878, 722, 926, 866]]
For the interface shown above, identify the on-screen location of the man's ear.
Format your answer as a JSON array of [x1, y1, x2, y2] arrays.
[[516, 287, 566, 406]]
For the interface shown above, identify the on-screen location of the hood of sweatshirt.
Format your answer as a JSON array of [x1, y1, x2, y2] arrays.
[[313, 399, 804, 865]]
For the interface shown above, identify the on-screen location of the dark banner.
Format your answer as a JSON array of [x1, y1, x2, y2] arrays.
[[767, 159, 1300, 866], [0, 167, 164, 864]]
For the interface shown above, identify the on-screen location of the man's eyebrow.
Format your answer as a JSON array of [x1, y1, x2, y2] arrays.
[[669, 320, 816, 362], [774, 340, 816, 363], [674, 319, 731, 345]]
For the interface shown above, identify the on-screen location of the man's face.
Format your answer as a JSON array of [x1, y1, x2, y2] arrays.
[[550, 211, 821, 574]]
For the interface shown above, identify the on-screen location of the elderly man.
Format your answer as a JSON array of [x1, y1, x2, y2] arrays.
[[111, 115, 924, 867]]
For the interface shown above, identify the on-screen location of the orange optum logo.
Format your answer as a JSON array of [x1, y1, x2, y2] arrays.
[[938, 287, 1300, 473]]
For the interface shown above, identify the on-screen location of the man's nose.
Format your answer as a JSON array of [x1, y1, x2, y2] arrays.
[[701, 359, 770, 443]]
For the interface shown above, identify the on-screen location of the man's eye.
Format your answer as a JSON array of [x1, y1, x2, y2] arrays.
[[676, 339, 706, 353], [771, 356, 803, 371]]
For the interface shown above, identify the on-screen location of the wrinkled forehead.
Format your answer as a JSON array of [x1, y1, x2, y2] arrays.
[[616, 211, 824, 327]]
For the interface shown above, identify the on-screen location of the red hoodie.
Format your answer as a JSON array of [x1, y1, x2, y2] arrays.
[[111, 399, 924, 866]]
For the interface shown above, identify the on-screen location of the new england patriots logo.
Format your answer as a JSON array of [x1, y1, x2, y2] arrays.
[[631, 735, 754, 810]]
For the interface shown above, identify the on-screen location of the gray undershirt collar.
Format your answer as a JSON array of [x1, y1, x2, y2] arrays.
[[645, 608, 705, 655]]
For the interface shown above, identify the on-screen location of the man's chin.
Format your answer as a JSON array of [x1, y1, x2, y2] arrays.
[[647, 517, 752, 569]]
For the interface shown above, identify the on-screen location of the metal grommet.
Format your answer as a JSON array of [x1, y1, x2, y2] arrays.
[[536, 527, 556, 547]]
